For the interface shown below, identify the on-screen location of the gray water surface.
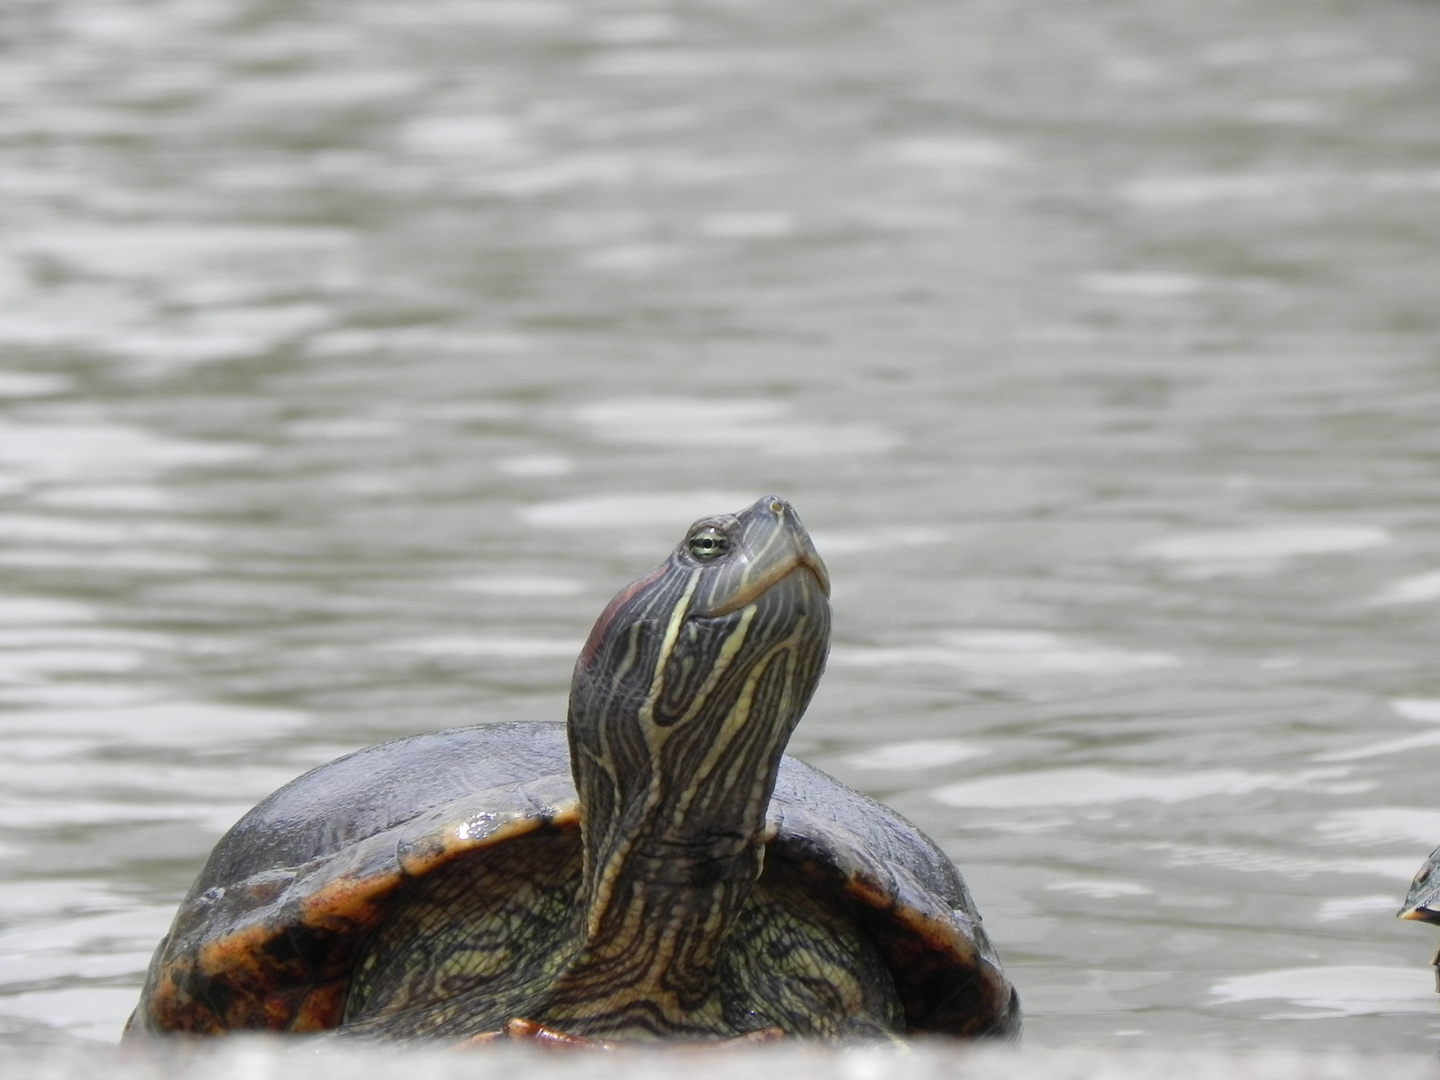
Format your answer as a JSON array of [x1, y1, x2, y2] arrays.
[[2, 0, 1440, 1064]]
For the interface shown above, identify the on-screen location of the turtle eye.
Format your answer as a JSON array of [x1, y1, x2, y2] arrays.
[[687, 527, 730, 561]]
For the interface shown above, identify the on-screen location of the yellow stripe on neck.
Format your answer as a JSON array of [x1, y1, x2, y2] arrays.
[[586, 568, 700, 940]]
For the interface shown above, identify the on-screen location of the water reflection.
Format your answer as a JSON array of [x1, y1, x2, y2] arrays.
[[1211, 966, 1434, 1020]]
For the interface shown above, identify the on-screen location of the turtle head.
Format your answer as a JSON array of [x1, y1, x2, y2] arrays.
[[1400, 847, 1440, 924], [568, 495, 830, 890]]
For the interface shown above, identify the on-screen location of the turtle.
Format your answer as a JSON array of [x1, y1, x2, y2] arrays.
[[1399, 846, 1440, 991], [125, 495, 1019, 1044]]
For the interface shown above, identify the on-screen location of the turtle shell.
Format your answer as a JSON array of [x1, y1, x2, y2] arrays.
[[126, 722, 1019, 1039], [1401, 846, 1440, 925]]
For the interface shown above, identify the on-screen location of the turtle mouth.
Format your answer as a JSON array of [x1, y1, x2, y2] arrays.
[[679, 495, 830, 618], [702, 553, 830, 618], [1400, 904, 1440, 924], [796, 556, 831, 597]]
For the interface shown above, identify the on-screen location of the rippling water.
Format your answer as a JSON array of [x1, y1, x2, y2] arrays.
[[1, 0, 1440, 1070]]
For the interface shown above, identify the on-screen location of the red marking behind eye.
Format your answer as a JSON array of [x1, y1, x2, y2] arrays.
[[578, 561, 670, 668]]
